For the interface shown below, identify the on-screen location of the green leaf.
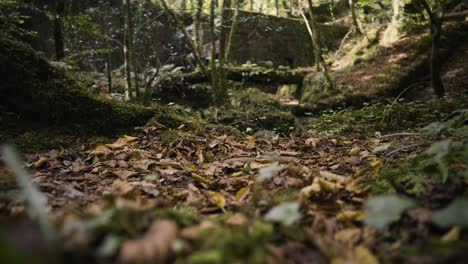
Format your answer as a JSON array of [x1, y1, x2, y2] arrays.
[[432, 199, 468, 228], [264, 202, 301, 226], [364, 195, 416, 230]]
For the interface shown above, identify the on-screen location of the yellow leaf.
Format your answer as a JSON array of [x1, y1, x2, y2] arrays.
[[235, 187, 250, 199], [209, 192, 226, 208], [334, 228, 361, 247], [336, 210, 365, 222], [191, 173, 212, 184], [90, 144, 110, 155], [441, 226, 461, 243], [124, 135, 139, 143], [318, 178, 340, 193], [352, 246, 379, 264], [350, 147, 361, 155], [34, 157, 49, 168]]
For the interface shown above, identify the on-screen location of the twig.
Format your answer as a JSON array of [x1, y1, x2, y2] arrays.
[[380, 132, 421, 138], [379, 81, 431, 124], [386, 143, 426, 156]]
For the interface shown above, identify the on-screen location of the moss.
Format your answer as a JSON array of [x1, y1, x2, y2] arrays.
[[368, 138, 468, 203], [205, 124, 246, 139], [307, 97, 468, 137], [160, 130, 197, 145], [152, 207, 199, 227], [0, 38, 155, 133], [187, 221, 274, 263]]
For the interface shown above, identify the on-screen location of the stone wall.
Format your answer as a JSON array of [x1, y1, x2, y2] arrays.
[[199, 10, 349, 67]]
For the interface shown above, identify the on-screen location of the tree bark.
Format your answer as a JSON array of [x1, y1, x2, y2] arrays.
[[53, 0, 65, 61], [160, 0, 207, 76], [304, 0, 334, 92], [226, 0, 240, 61], [123, 0, 133, 99], [216, 0, 230, 104], [194, 0, 203, 59], [349, 0, 362, 34], [418, 0, 445, 97]]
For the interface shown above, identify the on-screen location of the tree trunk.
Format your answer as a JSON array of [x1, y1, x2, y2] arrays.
[[53, 0, 65, 61], [160, 0, 207, 76], [123, 0, 133, 99], [349, 0, 362, 34], [226, 0, 240, 61], [304, 0, 334, 92], [194, 0, 203, 60], [418, 0, 445, 97], [210, 0, 220, 105], [101, 8, 112, 93], [275, 0, 280, 16], [216, 0, 230, 105], [430, 20, 445, 97]]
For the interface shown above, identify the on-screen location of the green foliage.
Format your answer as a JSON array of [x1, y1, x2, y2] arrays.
[[375, 139, 468, 197], [187, 221, 275, 263], [308, 97, 468, 137], [364, 194, 416, 230], [432, 199, 468, 228], [0, 0, 24, 38]]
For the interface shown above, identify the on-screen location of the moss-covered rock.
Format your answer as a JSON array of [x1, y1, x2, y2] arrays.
[[0, 38, 155, 133]]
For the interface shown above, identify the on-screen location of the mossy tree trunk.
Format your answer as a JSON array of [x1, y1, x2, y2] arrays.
[[217, 0, 230, 103], [194, 0, 203, 60], [209, 0, 220, 104], [226, 0, 240, 61], [303, 0, 334, 92], [418, 0, 446, 97], [348, 0, 362, 34]]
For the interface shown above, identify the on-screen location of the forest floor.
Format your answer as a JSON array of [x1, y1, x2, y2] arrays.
[[1, 25, 468, 264]]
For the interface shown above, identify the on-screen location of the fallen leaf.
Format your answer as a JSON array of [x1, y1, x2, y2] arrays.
[[208, 192, 226, 209], [226, 213, 248, 225], [123, 135, 139, 143], [111, 170, 139, 180], [350, 147, 361, 155], [119, 220, 177, 263], [334, 228, 361, 247], [264, 202, 301, 226], [441, 226, 461, 243], [257, 162, 286, 182], [337, 210, 365, 222]]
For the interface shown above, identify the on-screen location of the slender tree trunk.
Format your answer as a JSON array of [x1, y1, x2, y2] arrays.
[[275, 0, 280, 16], [282, 0, 292, 17], [216, 0, 230, 105], [160, 0, 207, 75], [101, 10, 112, 93], [210, 0, 220, 105], [303, 0, 333, 92], [53, 0, 65, 60], [349, 0, 362, 34], [430, 22, 444, 97], [194, 0, 203, 60], [226, 0, 239, 61], [418, 0, 445, 97], [123, 0, 133, 99]]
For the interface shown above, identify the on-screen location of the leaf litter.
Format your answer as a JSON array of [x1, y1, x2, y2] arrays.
[[1, 103, 468, 263]]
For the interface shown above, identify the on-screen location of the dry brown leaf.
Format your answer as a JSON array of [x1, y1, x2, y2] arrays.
[[119, 220, 178, 263], [334, 228, 361, 247], [112, 170, 139, 180]]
